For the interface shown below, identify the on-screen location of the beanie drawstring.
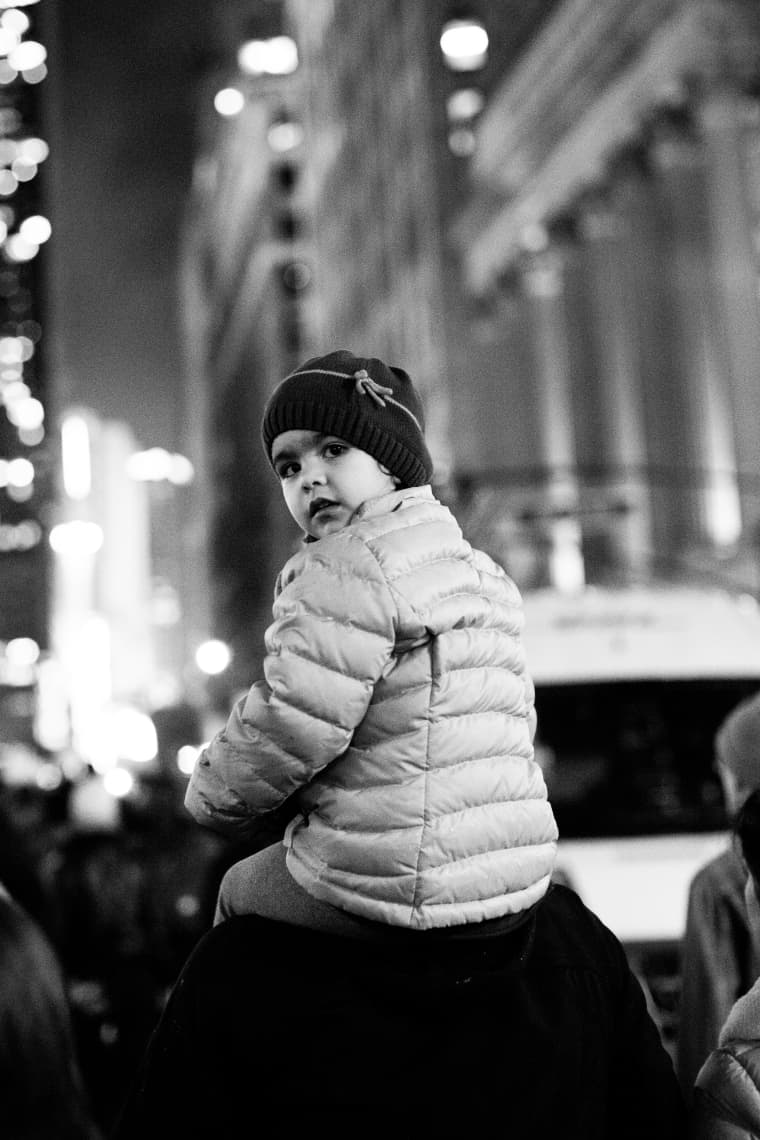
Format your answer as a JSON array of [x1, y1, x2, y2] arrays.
[[354, 369, 394, 407]]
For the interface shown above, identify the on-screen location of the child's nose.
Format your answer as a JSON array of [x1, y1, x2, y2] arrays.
[[300, 456, 326, 487]]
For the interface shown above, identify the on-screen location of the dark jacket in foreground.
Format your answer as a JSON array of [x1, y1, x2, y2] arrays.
[[114, 885, 685, 1138]]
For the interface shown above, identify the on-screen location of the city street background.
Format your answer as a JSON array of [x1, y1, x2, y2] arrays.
[[1, 0, 760, 1129]]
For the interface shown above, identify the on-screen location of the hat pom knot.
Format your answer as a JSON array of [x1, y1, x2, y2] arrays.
[[354, 369, 394, 407]]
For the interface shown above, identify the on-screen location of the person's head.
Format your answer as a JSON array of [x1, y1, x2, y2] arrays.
[[715, 690, 760, 815], [735, 790, 760, 947], [0, 892, 100, 1138], [261, 349, 433, 539]]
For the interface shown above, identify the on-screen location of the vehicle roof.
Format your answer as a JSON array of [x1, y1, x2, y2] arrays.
[[522, 585, 760, 684]]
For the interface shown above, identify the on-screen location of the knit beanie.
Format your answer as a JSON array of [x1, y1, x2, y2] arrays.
[[716, 690, 760, 790], [261, 349, 434, 488]]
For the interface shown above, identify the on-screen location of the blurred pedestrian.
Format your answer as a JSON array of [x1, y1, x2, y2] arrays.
[[692, 788, 760, 1136], [186, 349, 557, 932], [0, 889, 101, 1140], [114, 879, 686, 1138], [677, 690, 760, 1098], [0, 781, 52, 932]]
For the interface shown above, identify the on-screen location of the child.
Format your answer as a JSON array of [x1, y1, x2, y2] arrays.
[[185, 349, 558, 930]]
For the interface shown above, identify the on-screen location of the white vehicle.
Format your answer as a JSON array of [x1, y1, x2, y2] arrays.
[[523, 585, 760, 941]]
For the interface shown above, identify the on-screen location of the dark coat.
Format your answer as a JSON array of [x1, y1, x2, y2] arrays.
[[677, 847, 760, 1099], [114, 884, 685, 1139]]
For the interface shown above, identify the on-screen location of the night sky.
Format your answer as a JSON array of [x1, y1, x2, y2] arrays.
[[44, 0, 216, 449]]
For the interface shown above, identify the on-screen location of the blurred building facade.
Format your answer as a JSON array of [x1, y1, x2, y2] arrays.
[[180, 0, 760, 687], [178, 0, 311, 691], [459, 0, 760, 594]]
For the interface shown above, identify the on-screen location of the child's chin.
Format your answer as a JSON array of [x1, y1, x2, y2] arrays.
[[310, 516, 345, 538]]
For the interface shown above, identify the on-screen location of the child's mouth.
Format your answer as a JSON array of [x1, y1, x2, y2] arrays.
[[309, 497, 338, 519]]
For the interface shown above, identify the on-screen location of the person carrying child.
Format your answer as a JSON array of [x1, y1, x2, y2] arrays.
[[185, 349, 558, 931]]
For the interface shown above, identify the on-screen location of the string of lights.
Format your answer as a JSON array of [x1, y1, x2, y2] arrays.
[[0, 0, 50, 674]]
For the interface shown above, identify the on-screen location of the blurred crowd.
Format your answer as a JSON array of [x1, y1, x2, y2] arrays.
[[0, 769, 244, 1134]]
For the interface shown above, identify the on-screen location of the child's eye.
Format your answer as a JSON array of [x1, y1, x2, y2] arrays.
[[324, 443, 347, 458], [277, 460, 299, 479]]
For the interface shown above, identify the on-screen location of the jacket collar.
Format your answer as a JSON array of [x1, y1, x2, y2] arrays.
[[352, 484, 433, 523], [302, 484, 434, 542]]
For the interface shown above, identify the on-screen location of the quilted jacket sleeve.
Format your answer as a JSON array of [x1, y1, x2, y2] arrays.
[[692, 1048, 760, 1140], [185, 535, 398, 839]]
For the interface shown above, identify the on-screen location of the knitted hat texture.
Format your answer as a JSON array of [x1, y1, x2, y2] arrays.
[[716, 690, 760, 790], [261, 349, 433, 488]]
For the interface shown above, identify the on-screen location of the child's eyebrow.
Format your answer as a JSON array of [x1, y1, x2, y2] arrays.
[[272, 445, 299, 463]]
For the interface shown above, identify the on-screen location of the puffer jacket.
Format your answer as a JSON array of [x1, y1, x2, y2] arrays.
[[693, 978, 760, 1138], [185, 485, 558, 929]]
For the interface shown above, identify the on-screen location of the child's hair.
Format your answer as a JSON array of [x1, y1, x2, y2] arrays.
[[736, 788, 760, 894], [261, 349, 434, 488]]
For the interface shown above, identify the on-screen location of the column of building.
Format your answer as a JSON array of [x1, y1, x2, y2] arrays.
[[500, 80, 760, 591], [573, 189, 651, 582], [699, 89, 760, 589]]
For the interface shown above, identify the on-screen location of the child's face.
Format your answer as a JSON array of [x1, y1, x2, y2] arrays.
[[271, 429, 399, 538]]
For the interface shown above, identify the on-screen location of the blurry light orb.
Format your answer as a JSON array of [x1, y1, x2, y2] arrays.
[[6, 455, 32, 485], [18, 422, 43, 445], [0, 335, 22, 361], [11, 157, 37, 181], [281, 260, 311, 292], [267, 120, 303, 153], [214, 86, 244, 117], [36, 763, 63, 792], [112, 707, 158, 763], [168, 452, 194, 485], [20, 214, 50, 243], [126, 446, 171, 481], [6, 480, 31, 502], [237, 35, 298, 77], [8, 38, 45, 70], [447, 127, 476, 157], [1, 9, 29, 33], [0, 518, 41, 548], [0, 60, 15, 84], [0, 26, 19, 55], [446, 87, 484, 122], [176, 744, 201, 776], [440, 19, 489, 71], [0, 138, 15, 164], [103, 766, 134, 798], [49, 519, 103, 555], [21, 62, 47, 84], [0, 105, 19, 132], [0, 169, 17, 195], [6, 394, 43, 429], [6, 635, 38, 665], [0, 0, 41, 7], [195, 639, 231, 676], [17, 137, 48, 164], [3, 381, 31, 403], [5, 233, 37, 261], [175, 894, 200, 919]]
